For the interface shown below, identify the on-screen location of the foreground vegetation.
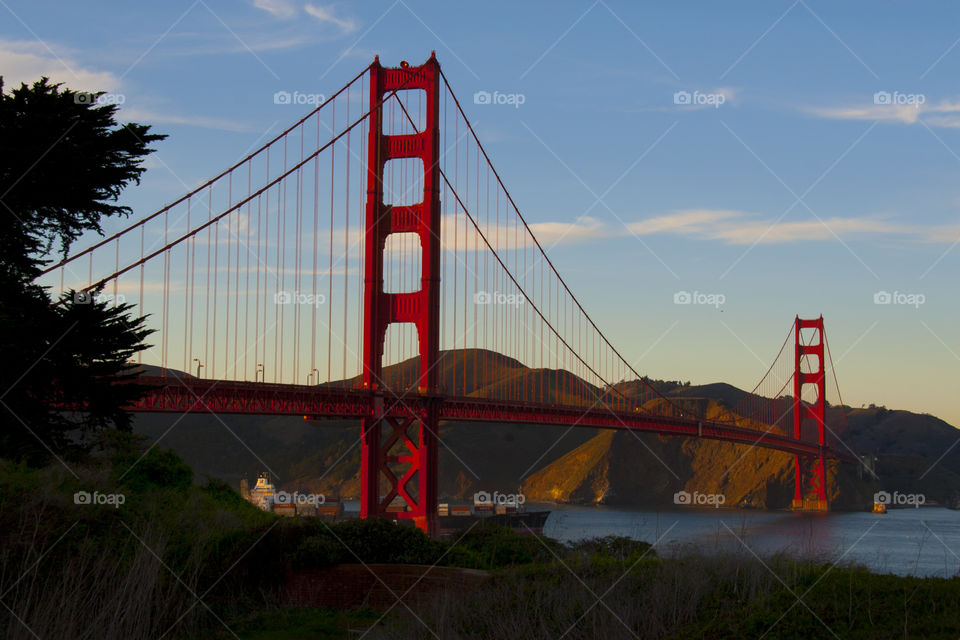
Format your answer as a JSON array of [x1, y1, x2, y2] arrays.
[[2, 447, 959, 639], [361, 557, 960, 639]]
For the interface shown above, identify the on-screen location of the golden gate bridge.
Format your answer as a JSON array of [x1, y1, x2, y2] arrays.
[[39, 54, 857, 536]]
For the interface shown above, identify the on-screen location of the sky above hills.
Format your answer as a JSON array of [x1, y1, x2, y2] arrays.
[[1, 1, 958, 426]]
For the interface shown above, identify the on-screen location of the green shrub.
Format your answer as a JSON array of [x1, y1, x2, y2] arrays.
[[445, 524, 561, 570], [291, 533, 345, 568], [112, 447, 193, 493], [327, 517, 446, 564]]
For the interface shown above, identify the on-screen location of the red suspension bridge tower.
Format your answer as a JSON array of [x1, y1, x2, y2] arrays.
[[360, 54, 442, 535], [792, 316, 828, 511]]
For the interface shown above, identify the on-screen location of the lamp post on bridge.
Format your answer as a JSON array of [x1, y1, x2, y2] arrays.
[[192, 358, 203, 378], [256, 363, 264, 383], [308, 368, 318, 385]]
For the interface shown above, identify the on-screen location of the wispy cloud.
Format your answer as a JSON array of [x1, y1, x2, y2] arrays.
[[304, 4, 358, 34], [806, 97, 960, 128], [0, 38, 119, 91], [0, 38, 252, 133], [627, 209, 740, 235], [120, 106, 252, 133], [678, 86, 739, 110], [528, 216, 607, 245], [505, 209, 956, 246], [622, 87, 739, 114], [145, 31, 315, 56], [924, 115, 960, 129], [807, 104, 922, 124], [253, 0, 298, 19], [627, 209, 926, 245]]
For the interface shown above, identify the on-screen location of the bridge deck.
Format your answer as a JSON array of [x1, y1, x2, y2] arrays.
[[128, 376, 853, 461]]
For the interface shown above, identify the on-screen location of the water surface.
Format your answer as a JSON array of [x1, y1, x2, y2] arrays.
[[539, 503, 960, 577]]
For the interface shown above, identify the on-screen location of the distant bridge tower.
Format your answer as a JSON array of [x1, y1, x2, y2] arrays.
[[360, 54, 442, 536], [792, 316, 828, 511]]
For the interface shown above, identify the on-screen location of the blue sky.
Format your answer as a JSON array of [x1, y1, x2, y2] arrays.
[[2, 1, 958, 425]]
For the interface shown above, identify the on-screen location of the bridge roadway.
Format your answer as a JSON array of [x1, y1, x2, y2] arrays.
[[128, 376, 855, 462]]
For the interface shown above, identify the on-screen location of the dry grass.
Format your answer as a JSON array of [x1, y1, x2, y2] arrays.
[[0, 459, 271, 639], [366, 549, 790, 640], [1, 528, 206, 639]]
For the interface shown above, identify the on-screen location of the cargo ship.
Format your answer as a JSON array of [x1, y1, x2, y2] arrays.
[[436, 491, 551, 536], [240, 474, 549, 533], [240, 472, 343, 518]]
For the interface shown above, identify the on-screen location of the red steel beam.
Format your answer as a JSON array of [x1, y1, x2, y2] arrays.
[[126, 376, 854, 462]]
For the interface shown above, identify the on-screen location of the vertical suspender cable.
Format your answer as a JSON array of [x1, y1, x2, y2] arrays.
[[312, 114, 320, 380], [343, 86, 351, 384], [328, 101, 335, 383], [278, 136, 288, 383], [139, 224, 145, 365], [245, 161, 254, 380], [204, 187, 212, 375], [183, 198, 191, 372], [161, 210, 169, 376], [224, 174, 233, 377]]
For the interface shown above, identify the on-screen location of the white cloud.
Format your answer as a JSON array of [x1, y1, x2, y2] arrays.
[[155, 33, 315, 57], [924, 115, 960, 129], [806, 97, 960, 128], [304, 4, 358, 34], [806, 104, 922, 124], [707, 216, 907, 245], [434, 209, 947, 251], [120, 106, 252, 133], [671, 86, 740, 111], [707, 87, 739, 107], [626, 209, 919, 245], [924, 99, 960, 114], [627, 209, 740, 235], [0, 38, 119, 92], [253, 0, 298, 19], [0, 39, 251, 134], [528, 216, 606, 245], [429, 209, 954, 249]]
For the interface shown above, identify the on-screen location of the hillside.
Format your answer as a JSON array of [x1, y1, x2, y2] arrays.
[[522, 399, 871, 510], [130, 350, 960, 510], [524, 386, 960, 509]]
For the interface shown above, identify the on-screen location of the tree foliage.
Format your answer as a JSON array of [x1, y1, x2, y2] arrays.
[[0, 77, 165, 465], [0, 78, 164, 276]]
